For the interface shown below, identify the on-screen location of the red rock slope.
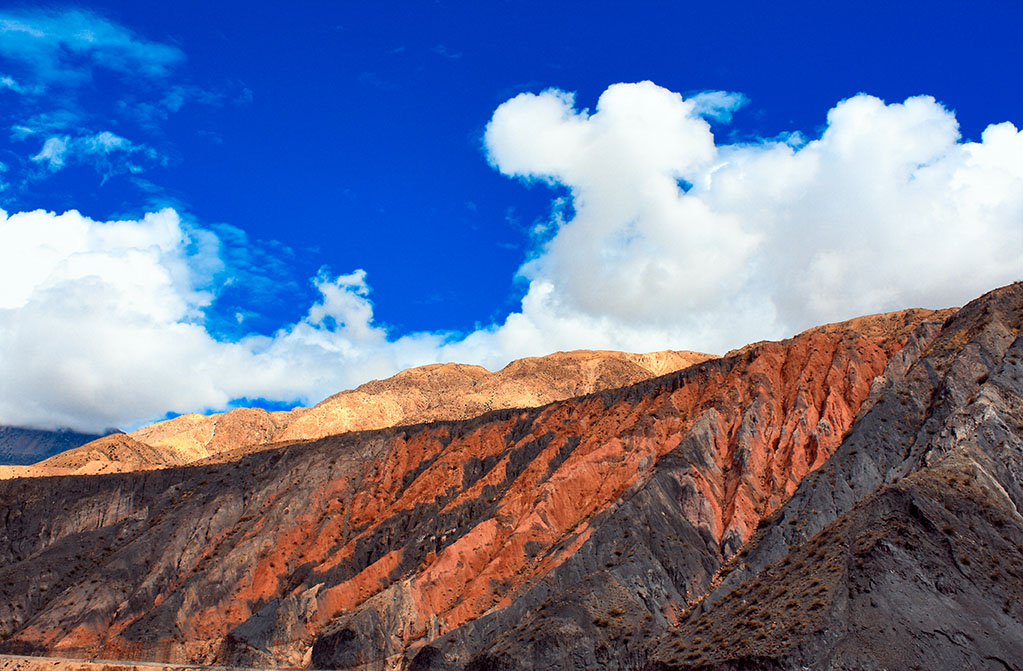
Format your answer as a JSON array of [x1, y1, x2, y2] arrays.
[[0, 309, 951, 667]]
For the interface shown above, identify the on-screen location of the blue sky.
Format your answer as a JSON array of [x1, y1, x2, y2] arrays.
[[0, 1, 1021, 431]]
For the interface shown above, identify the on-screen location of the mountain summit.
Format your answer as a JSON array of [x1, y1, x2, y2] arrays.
[[1, 349, 710, 479]]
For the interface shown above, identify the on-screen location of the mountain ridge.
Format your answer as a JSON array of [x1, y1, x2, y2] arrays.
[[0, 290, 1018, 671], [11, 349, 710, 478], [0, 303, 958, 667]]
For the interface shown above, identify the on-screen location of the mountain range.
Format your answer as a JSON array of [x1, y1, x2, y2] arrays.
[[0, 350, 710, 478], [0, 427, 103, 468], [0, 284, 1020, 671]]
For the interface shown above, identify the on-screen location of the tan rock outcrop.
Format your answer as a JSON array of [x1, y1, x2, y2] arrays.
[[14, 349, 710, 478]]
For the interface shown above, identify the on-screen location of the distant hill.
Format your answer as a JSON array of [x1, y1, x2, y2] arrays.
[[0, 425, 104, 466], [22, 349, 711, 477]]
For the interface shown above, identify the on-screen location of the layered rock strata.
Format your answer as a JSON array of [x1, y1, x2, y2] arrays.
[[646, 282, 1023, 670], [0, 305, 954, 668]]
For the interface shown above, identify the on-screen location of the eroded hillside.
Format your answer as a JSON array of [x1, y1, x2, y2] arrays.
[[0, 304, 959, 669], [645, 282, 1023, 670]]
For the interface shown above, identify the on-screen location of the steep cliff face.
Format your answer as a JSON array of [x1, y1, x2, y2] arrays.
[[0, 308, 947, 668], [646, 282, 1023, 671], [14, 350, 710, 478]]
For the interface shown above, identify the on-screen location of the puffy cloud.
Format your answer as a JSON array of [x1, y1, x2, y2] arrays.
[[0, 208, 218, 430], [0, 209, 446, 431], [480, 82, 1023, 355], [486, 83, 756, 329], [1, 82, 1021, 432]]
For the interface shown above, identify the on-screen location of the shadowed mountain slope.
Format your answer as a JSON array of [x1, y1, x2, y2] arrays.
[[0, 305, 955, 669], [0, 426, 103, 467]]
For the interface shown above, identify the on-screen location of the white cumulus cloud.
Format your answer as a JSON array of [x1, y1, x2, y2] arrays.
[[1, 82, 1021, 432], [478, 82, 1023, 355], [0, 209, 446, 431]]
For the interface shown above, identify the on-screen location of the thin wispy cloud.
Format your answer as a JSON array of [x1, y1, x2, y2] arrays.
[[357, 71, 397, 90], [117, 83, 233, 126], [11, 109, 84, 139], [0, 8, 184, 90], [688, 90, 750, 123], [0, 74, 28, 94], [29, 130, 163, 180], [0, 9, 234, 196], [432, 44, 463, 59]]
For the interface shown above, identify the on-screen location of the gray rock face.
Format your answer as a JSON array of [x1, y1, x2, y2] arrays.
[[647, 283, 1023, 670], [708, 283, 1023, 594]]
